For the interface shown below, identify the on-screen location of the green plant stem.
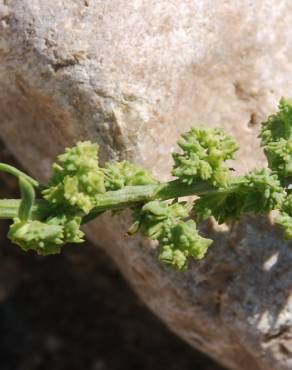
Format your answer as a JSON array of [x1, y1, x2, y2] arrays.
[[83, 180, 216, 222], [0, 163, 39, 187], [0, 180, 220, 222], [0, 199, 49, 220], [18, 177, 36, 221]]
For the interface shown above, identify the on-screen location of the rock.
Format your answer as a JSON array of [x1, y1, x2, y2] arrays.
[[1, 1, 292, 369]]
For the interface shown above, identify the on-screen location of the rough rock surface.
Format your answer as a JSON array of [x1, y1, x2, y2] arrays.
[[0, 1, 292, 369]]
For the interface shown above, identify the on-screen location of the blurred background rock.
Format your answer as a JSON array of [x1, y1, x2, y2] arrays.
[[0, 142, 224, 370]]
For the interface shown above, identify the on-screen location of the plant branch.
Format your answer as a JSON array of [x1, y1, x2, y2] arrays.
[[0, 163, 39, 187], [0, 180, 216, 222]]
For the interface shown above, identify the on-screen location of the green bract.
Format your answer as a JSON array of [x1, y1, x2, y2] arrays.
[[43, 141, 105, 214], [172, 127, 238, 187]]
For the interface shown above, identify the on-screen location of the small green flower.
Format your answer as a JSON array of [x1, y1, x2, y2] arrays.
[[131, 200, 212, 270], [159, 246, 187, 271], [103, 160, 158, 191], [8, 218, 64, 255], [43, 141, 105, 213], [8, 214, 84, 255], [172, 127, 238, 187], [135, 200, 189, 240]]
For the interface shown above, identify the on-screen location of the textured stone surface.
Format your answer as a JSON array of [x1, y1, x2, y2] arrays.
[[1, 1, 292, 369]]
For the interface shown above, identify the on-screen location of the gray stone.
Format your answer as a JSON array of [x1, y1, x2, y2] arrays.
[[1, 1, 292, 369]]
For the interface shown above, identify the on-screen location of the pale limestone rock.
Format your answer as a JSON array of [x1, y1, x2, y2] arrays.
[[1, 1, 292, 369]]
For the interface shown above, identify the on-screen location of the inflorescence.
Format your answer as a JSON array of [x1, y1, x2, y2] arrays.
[[1, 98, 292, 270]]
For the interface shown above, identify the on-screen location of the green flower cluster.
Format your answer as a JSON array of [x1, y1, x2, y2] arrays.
[[9, 214, 84, 255], [261, 98, 292, 184], [103, 161, 158, 190], [172, 127, 238, 187], [130, 200, 212, 270], [194, 169, 285, 224], [43, 141, 105, 214], [3, 97, 292, 268], [8, 142, 159, 256], [7, 143, 100, 255]]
